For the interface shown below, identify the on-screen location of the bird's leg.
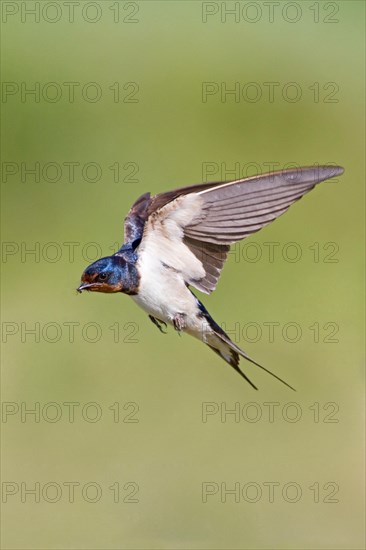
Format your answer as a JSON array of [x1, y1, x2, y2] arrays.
[[148, 315, 167, 334], [173, 313, 187, 332]]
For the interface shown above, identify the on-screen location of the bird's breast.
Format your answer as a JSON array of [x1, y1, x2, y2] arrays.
[[131, 256, 199, 325]]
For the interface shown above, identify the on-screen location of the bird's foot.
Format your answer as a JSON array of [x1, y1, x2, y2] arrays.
[[149, 315, 167, 334], [173, 313, 187, 332]]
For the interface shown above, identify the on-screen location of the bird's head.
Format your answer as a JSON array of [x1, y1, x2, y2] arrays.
[[77, 256, 126, 294]]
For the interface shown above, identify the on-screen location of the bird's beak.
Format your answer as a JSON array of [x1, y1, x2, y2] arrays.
[[77, 282, 101, 293]]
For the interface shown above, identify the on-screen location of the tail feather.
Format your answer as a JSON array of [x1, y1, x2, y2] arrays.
[[196, 297, 295, 390], [207, 344, 259, 390], [213, 332, 296, 391]]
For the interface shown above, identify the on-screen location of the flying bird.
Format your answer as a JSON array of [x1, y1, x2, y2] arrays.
[[77, 165, 344, 390]]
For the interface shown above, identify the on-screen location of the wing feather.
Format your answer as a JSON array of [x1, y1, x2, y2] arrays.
[[184, 167, 343, 247], [123, 192, 151, 245], [183, 236, 229, 293], [133, 166, 344, 293]]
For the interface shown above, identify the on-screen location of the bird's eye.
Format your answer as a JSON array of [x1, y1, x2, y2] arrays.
[[99, 273, 108, 281]]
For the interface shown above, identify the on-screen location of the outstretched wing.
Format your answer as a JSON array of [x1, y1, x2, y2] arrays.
[[128, 166, 344, 293], [186, 166, 344, 245]]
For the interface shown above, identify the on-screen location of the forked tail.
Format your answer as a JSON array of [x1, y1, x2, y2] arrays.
[[197, 299, 295, 391], [208, 330, 295, 391]]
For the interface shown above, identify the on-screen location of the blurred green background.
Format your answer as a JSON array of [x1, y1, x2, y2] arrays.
[[1, 1, 364, 548]]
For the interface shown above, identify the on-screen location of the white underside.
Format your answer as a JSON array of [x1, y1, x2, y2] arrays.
[[130, 254, 235, 365], [131, 194, 207, 336], [130, 193, 234, 361], [131, 257, 202, 333]]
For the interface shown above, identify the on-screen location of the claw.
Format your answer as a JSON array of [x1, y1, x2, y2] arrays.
[[173, 313, 187, 332], [149, 315, 168, 334]]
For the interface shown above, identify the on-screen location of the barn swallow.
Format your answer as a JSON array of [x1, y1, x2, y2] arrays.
[[77, 165, 344, 390]]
